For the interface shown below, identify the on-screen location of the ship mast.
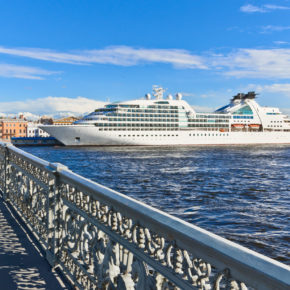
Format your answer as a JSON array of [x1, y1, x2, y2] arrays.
[[152, 86, 166, 100]]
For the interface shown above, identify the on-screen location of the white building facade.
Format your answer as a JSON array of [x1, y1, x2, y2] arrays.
[[27, 122, 50, 138]]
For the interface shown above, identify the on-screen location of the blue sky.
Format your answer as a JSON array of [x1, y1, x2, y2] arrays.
[[1, 0, 290, 116]]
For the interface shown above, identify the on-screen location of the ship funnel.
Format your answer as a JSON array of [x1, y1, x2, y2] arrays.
[[176, 93, 182, 100], [167, 94, 173, 100], [245, 91, 257, 99], [231, 93, 244, 103]]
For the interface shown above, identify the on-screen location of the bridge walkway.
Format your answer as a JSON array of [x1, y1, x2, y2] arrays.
[[0, 195, 66, 290]]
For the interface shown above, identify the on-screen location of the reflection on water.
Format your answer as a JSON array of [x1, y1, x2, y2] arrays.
[[22, 145, 290, 264]]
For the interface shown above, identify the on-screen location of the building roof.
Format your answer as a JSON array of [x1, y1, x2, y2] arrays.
[[0, 118, 27, 123], [53, 116, 80, 124]]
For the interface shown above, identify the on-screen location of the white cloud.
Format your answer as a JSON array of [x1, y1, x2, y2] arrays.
[[212, 49, 290, 79], [180, 92, 196, 98], [240, 4, 267, 13], [274, 41, 289, 45], [261, 25, 290, 33], [0, 96, 107, 117], [263, 83, 290, 95], [22, 112, 42, 120], [2, 45, 290, 80], [264, 4, 290, 10], [240, 4, 290, 13], [251, 83, 290, 97], [181, 92, 218, 99], [0, 45, 207, 69], [0, 63, 59, 79]]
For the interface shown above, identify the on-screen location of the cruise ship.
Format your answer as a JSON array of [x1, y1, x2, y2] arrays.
[[41, 87, 290, 146]]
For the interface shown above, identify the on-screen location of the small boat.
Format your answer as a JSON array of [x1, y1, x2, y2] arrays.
[[231, 124, 245, 128], [248, 124, 261, 129]]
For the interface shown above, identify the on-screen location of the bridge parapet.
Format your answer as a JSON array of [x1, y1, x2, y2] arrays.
[[0, 142, 289, 290]]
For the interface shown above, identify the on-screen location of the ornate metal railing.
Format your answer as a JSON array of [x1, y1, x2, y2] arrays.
[[0, 142, 289, 290]]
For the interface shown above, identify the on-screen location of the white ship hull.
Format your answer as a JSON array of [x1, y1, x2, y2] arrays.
[[42, 125, 290, 146]]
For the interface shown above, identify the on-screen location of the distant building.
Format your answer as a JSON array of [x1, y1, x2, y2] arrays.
[[53, 116, 79, 125], [0, 116, 28, 141], [27, 122, 50, 138], [40, 116, 53, 125]]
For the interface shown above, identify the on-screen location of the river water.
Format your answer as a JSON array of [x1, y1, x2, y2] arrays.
[[21, 145, 290, 264]]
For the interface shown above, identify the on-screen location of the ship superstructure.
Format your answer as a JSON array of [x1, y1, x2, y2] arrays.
[[41, 87, 290, 146]]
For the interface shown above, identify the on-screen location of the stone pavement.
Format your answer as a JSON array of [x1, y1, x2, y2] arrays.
[[0, 195, 66, 290]]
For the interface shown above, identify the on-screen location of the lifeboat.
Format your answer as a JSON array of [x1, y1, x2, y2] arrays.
[[231, 124, 244, 128], [249, 124, 260, 129]]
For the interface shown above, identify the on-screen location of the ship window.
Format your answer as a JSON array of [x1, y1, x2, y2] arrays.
[[75, 137, 80, 142], [233, 105, 253, 115]]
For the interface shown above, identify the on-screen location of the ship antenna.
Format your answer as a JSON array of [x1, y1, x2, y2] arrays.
[[152, 85, 166, 100]]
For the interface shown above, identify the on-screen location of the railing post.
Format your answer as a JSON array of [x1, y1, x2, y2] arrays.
[[45, 162, 68, 268], [3, 145, 11, 201]]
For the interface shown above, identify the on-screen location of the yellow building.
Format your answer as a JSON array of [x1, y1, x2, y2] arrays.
[[53, 116, 79, 125], [0, 117, 28, 141]]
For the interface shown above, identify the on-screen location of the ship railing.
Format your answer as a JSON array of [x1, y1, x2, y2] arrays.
[[0, 142, 289, 290]]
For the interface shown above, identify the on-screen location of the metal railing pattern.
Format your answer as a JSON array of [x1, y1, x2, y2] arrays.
[[0, 142, 289, 290]]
